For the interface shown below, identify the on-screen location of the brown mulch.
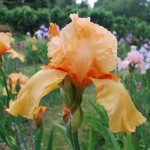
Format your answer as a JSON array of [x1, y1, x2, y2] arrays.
[[0, 142, 10, 150], [0, 24, 12, 32]]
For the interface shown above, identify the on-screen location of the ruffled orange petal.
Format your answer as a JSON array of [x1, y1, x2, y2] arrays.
[[47, 36, 64, 65], [91, 78, 146, 134], [7, 69, 67, 119]]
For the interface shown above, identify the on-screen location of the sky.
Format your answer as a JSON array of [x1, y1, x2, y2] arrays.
[[76, 0, 97, 8]]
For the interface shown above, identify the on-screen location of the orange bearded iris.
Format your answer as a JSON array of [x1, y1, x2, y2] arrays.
[[7, 14, 146, 134]]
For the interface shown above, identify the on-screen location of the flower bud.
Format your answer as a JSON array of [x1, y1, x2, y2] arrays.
[[71, 105, 83, 133], [63, 76, 76, 102], [33, 106, 47, 128], [62, 103, 83, 133], [60, 87, 72, 108]]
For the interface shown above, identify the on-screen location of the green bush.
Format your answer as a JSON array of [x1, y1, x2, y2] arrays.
[[0, 6, 51, 34], [112, 16, 129, 37], [25, 40, 48, 65], [112, 16, 150, 39], [36, 9, 51, 27], [134, 21, 148, 39], [145, 25, 150, 39], [0, 7, 10, 25], [77, 8, 90, 18], [90, 9, 113, 30], [0, 5, 150, 40], [9, 6, 37, 34], [50, 7, 66, 28]]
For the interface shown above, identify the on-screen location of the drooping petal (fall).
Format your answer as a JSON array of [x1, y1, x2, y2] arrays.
[[91, 78, 146, 134], [0, 32, 11, 57], [7, 69, 67, 119], [48, 14, 117, 87]]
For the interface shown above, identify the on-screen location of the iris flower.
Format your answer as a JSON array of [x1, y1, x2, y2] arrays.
[[0, 32, 25, 62], [7, 14, 146, 134], [3, 73, 28, 95], [0, 32, 11, 57], [7, 49, 25, 62]]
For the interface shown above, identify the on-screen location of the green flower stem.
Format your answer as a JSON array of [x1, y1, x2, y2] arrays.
[[130, 72, 133, 96], [72, 131, 80, 150], [75, 87, 83, 105], [61, 78, 83, 150], [67, 106, 83, 150]]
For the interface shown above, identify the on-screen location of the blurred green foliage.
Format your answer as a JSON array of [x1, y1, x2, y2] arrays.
[[25, 39, 49, 65], [0, 1, 150, 40]]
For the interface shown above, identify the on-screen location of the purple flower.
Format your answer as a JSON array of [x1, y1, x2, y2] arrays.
[[125, 33, 133, 44], [40, 25, 46, 30]]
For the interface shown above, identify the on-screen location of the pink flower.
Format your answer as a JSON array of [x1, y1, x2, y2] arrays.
[[127, 50, 144, 65], [117, 57, 121, 63], [136, 63, 146, 74], [117, 59, 130, 70], [130, 45, 137, 51], [26, 32, 30, 36]]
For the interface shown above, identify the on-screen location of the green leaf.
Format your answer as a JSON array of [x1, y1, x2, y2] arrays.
[[83, 99, 120, 150], [88, 129, 94, 150], [88, 99, 109, 124], [0, 123, 19, 150], [47, 127, 54, 150], [123, 134, 134, 150], [35, 124, 43, 150], [105, 127, 120, 150], [54, 123, 73, 150]]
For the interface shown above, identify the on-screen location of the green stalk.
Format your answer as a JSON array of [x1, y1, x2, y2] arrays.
[[72, 131, 80, 150], [61, 79, 83, 150], [130, 72, 133, 97]]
